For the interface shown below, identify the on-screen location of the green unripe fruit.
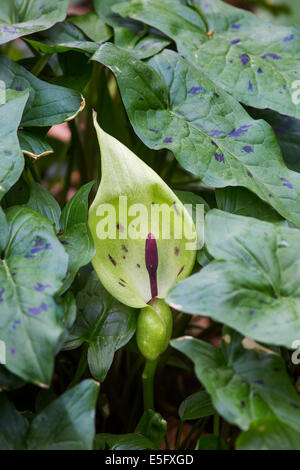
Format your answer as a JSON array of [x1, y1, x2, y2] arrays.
[[136, 298, 173, 361]]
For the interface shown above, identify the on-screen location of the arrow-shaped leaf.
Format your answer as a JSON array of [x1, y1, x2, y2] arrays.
[[0, 206, 69, 385], [93, 43, 300, 228], [115, 0, 300, 118]]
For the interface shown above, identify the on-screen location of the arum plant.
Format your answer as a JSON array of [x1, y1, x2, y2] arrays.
[[89, 113, 197, 409]]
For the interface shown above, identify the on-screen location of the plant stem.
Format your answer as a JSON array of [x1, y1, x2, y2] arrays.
[[30, 53, 52, 77], [175, 421, 184, 449], [214, 413, 220, 436], [68, 344, 88, 389], [142, 358, 158, 410]]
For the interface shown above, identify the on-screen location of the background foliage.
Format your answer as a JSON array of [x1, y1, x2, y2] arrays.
[[0, 0, 300, 450]]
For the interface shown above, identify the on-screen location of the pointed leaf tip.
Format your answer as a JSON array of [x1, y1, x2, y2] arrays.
[[89, 117, 197, 308]]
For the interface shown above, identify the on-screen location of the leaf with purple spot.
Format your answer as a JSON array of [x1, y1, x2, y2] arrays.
[[0, 206, 68, 385], [171, 327, 300, 449], [114, 0, 300, 119]]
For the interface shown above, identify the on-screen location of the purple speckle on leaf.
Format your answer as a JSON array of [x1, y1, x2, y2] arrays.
[[249, 310, 255, 315], [261, 53, 281, 60], [163, 137, 173, 143], [231, 39, 240, 45], [28, 302, 48, 316], [30, 239, 51, 254], [247, 170, 253, 178], [188, 86, 203, 95], [240, 401, 246, 408], [167, 66, 171, 70], [253, 379, 264, 385], [61, 240, 70, 246], [214, 152, 225, 163], [2, 26, 19, 34], [248, 80, 253, 91], [257, 67, 263, 74], [243, 145, 253, 153], [214, 92, 220, 98], [228, 124, 252, 138], [140, 40, 160, 50], [210, 129, 223, 137], [231, 23, 241, 29], [283, 34, 294, 42], [10, 348, 16, 355], [239, 54, 249, 66], [211, 140, 217, 146], [34, 282, 51, 292], [15, 86, 22, 91], [280, 177, 293, 189], [149, 128, 159, 134], [0, 288, 4, 303], [39, 2, 46, 10]]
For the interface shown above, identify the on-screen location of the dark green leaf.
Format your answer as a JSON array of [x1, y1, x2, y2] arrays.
[[0, 393, 28, 450], [196, 434, 228, 450], [69, 12, 112, 43], [247, 107, 300, 173], [111, 433, 156, 450], [0, 56, 84, 127], [26, 182, 61, 231], [179, 390, 214, 421], [64, 270, 136, 381], [94, 0, 170, 59], [18, 128, 53, 160], [27, 379, 99, 450], [135, 410, 167, 447], [26, 21, 101, 55], [216, 187, 284, 223], [0, 366, 25, 391], [59, 182, 95, 291], [95, 432, 156, 450]]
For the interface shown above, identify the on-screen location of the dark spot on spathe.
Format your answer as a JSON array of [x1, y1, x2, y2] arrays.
[[108, 254, 117, 266]]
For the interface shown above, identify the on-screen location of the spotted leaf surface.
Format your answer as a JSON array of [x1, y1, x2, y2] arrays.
[[0, 0, 69, 45], [88, 116, 196, 308], [167, 209, 300, 348], [64, 271, 136, 382], [94, 43, 300, 228], [93, 0, 170, 59], [25, 21, 103, 55], [0, 207, 68, 385], [171, 329, 300, 449], [115, 0, 300, 118], [0, 56, 84, 127], [0, 89, 29, 202]]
